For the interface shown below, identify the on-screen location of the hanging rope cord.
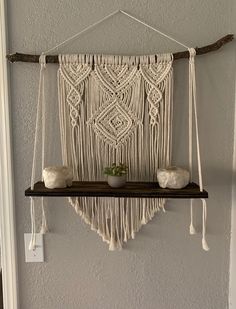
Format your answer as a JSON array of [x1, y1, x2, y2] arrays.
[[29, 9, 209, 251], [43, 10, 189, 55], [29, 55, 47, 250], [188, 48, 209, 251]]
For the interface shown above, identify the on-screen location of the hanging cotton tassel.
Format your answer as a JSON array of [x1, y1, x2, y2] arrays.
[[151, 200, 156, 218], [201, 199, 210, 251], [132, 200, 137, 234], [114, 199, 122, 250], [29, 197, 36, 250], [123, 216, 127, 242], [119, 198, 125, 245], [123, 200, 128, 243], [189, 199, 197, 235], [82, 198, 90, 225], [109, 202, 116, 251], [40, 197, 48, 234], [96, 199, 102, 237], [104, 200, 111, 243], [141, 199, 147, 225], [160, 199, 166, 213], [130, 201, 135, 239], [155, 199, 160, 212], [74, 200, 80, 215], [91, 199, 96, 231], [93, 200, 99, 232], [101, 202, 109, 243]]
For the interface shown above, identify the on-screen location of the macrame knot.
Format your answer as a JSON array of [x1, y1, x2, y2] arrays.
[[188, 48, 196, 63], [39, 54, 46, 69]]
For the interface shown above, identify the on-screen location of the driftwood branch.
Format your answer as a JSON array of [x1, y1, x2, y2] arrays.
[[6, 34, 234, 63]]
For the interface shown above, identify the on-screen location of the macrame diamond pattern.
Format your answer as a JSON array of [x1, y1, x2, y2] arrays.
[[90, 101, 138, 147], [87, 64, 142, 147]]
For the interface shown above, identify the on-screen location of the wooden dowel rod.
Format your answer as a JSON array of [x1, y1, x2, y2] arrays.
[[6, 34, 234, 63]]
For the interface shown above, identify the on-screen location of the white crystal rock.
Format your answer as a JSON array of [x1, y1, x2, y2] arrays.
[[157, 167, 190, 189], [43, 166, 73, 189]]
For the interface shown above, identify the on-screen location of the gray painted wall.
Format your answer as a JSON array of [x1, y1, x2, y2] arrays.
[[7, 1, 236, 308]]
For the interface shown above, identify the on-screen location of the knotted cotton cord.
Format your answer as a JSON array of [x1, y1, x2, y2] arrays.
[[29, 54, 47, 250], [188, 48, 209, 251], [201, 198, 210, 251], [189, 199, 196, 235], [40, 54, 48, 235], [188, 49, 196, 235]]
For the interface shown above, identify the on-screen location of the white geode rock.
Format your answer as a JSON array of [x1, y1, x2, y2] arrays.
[[157, 167, 190, 189], [43, 166, 73, 189]]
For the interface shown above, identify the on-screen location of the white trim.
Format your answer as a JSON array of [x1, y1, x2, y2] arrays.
[[229, 52, 236, 308], [0, 0, 19, 308]]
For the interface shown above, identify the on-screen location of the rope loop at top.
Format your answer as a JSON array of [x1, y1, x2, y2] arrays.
[[188, 48, 196, 62], [39, 53, 47, 68]]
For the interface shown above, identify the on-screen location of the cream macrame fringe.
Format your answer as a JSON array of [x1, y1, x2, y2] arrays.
[[58, 53, 173, 250], [69, 197, 164, 250]]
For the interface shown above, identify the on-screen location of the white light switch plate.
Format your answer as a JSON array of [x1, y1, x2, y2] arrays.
[[24, 233, 44, 263]]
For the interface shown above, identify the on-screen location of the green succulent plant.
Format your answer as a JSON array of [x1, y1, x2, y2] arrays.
[[104, 163, 128, 176]]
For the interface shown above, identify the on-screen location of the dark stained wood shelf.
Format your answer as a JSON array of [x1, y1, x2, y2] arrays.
[[25, 181, 208, 199]]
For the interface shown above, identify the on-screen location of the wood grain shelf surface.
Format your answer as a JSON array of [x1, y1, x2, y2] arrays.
[[25, 181, 208, 199]]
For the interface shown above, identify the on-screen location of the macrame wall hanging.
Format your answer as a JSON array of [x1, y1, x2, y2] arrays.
[[8, 10, 233, 252], [58, 53, 173, 250]]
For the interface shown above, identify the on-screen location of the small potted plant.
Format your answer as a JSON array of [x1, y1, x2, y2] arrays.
[[104, 163, 128, 188]]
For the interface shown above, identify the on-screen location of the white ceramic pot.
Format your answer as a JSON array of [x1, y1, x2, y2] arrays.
[[107, 175, 126, 188]]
